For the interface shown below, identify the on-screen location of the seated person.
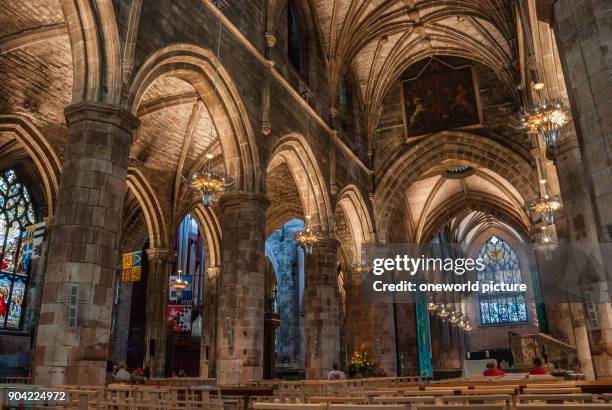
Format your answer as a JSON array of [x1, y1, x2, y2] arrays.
[[328, 363, 346, 380], [483, 360, 505, 377], [529, 357, 548, 375], [114, 362, 131, 383]]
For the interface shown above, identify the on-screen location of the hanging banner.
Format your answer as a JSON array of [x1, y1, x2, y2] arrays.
[[415, 290, 433, 378], [22, 221, 46, 261], [167, 305, 192, 333], [122, 251, 142, 282]]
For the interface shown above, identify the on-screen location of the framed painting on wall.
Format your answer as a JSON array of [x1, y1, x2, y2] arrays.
[[401, 58, 482, 141]]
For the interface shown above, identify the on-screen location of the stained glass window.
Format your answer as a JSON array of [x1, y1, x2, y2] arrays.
[[478, 236, 528, 325], [0, 168, 36, 330]]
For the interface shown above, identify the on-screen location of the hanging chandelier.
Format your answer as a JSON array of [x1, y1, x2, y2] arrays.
[[438, 304, 449, 318], [534, 224, 558, 252], [170, 269, 189, 292], [464, 319, 472, 331], [184, 7, 233, 207], [518, 83, 570, 149], [526, 179, 563, 224], [457, 316, 466, 328], [186, 154, 234, 206], [449, 311, 462, 325], [294, 215, 322, 254], [428, 302, 438, 312], [351, 262, 372, 274]]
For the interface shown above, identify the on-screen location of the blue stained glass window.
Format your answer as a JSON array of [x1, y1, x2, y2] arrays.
[[478, 236, 528, 325], [0, 168, 36, 330]]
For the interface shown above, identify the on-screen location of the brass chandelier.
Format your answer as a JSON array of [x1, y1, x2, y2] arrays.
[[526, 179, 563, 224], [518, 83, 570, 149], [294, 101, 322, 254], [187, 154, 233, 206], [170, 269, 189, 293], [294, 214, 322, 254], [184, 6, 233, 206], [534, 224, 558, 252]]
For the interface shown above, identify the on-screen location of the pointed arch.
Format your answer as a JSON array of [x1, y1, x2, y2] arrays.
[[267, 133, 332, 233], [127, 44, 260, 192], [0, 115, 61, 216], [126, 167, 168, 250], [335, 184, 375, 262], [374, 131, 537, 242], [419, 192, 530, 245], [190, 203, 222, 269], [62, 0, 123, 103]]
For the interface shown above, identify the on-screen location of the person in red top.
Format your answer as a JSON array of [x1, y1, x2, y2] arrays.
[[529, 357, 548, 375], [483, 360, 505, 377]]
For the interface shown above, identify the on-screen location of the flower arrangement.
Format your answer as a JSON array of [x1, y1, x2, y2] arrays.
[[350, 344, 375, 376]]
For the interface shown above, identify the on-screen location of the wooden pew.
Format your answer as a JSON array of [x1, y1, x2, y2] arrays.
[[416, 405, 506, 410], [371, 395, 436, 408], [252, 403, 324, 410], [328, 405, 405, 410], [516, 405, 612, 409], [305, 397, 368, 404], [517, 393, 594, 404], [522, 387, 582, 395]]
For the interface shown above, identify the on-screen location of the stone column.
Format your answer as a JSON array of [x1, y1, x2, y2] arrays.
[[553, 0, 612, 377], [201, 266, 220, 378], [33, 102, 138, 386], [216, 192, 269, 384], [144, 248, 175, 377], [345, 267, 398, 376], [304, 238, 340, 379]]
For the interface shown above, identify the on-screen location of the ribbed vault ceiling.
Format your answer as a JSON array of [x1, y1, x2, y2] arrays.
[[301, 0, 518, 139]]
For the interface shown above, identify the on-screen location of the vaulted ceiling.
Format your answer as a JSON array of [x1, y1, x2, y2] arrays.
[[303, 0, 519, 141]]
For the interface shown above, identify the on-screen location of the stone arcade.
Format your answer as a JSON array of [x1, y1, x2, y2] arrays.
[[0, 0, 612, 388]]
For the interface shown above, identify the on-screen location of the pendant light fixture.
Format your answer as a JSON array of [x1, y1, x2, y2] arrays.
[[170, 268, 189, 294], [183, 3, 233, 206], [294, 107, 322, 254], [534, 224, 558, 252], [526, 179, 563, 224], [518, 82, 570, 149]]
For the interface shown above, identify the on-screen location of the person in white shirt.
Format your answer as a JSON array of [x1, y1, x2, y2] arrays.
[[328, 363, 346, 380]]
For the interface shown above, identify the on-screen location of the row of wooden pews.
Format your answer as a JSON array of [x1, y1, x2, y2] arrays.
[[249, 379, 612, 410], [3, 376, 612, 409]]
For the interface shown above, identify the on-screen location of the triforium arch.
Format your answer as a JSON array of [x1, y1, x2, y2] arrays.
[[374, 131, 537, 243], [126, 167, 168, 250], [0, 115, 61, 216], [266, 133, 332, 233], [127, 44, 260, 193], [62, 0, 123, 103]]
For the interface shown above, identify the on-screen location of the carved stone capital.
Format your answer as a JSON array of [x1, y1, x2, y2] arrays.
[[145, 248, 176, 263]]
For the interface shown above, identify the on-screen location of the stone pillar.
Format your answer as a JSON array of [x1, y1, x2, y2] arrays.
[[144, 248, 175, 377], [216, 192, 269, 384], [553, 0, 612, 377], [345, 268, 398, 377], [201, 266, 220, 378], [304, 238, 340, 379], [33, 102, 138, 386]]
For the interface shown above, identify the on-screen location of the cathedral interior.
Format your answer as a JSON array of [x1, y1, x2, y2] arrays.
[[2, 0, 612, 400]]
